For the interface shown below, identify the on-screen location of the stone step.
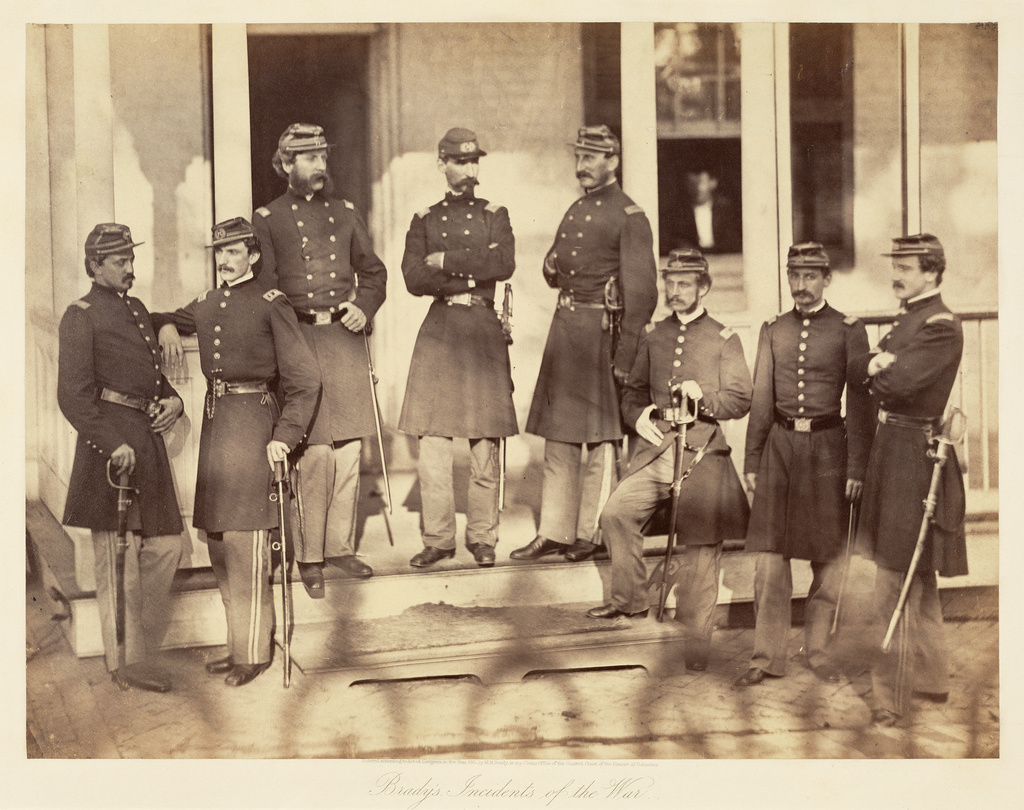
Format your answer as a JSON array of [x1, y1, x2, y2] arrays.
[[26, 499, 998, 660]]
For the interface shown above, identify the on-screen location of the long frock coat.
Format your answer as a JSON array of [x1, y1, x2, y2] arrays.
[[152, 279, 320, 532], [743, 304, 874, 561], [253, 189, 387, 444], [851, 292, 967, 577], [526, 181, 658, 443], [398, 191, 518, 439], [58, 284, 183, 537], [620, 311, 752, 545]]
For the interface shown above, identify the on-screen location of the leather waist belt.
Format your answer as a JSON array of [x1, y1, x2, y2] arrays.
[[774, 412, 843, 433], [100, 388, 158, 415], [208, 380, 269, 398], [557, 291, 604, 310], [878, 409, 939, 430], [296, 308, 344, 325], [438, 293, 494, 308]]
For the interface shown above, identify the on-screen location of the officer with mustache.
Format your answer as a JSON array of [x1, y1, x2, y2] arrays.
[[58, 223, 185, 693], [514, 125, 658, 565], [253, 124, 388, 596]]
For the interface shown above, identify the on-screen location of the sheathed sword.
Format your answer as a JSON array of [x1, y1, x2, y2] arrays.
[[881, 409, 966, 652], [363, 329, 395, 546], [830, 501, 859, 637], [271, 460, 292, 687], [105, 460, 135, 680], [498, 283, 513, 511]]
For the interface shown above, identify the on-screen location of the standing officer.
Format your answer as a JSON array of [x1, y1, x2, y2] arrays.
[[591, 249, 751, 671], [852, 234, 966, 727], [58, 223, 184, 693], [399, 128, 518, 569], [514, 125, 658, 564], [155, 218, 320, 686], [253, 123, 388, 595], [734, 242, 873, 688]]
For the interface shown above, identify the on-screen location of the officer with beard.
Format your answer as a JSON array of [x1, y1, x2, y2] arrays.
[[252, 123, 388, 596]]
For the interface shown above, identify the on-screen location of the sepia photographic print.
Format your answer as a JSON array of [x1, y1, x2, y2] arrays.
[[10, 1, 1022, 807]]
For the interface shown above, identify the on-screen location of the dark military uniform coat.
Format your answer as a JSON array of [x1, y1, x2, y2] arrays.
[[58, 284, 183, 537], [744, 304, 874, 561], [253, 189, 387, 444], [398, 191, 518, 438], [621, 311, 752, 545], [152, 279, 320, 532], [851, 292, 967, 577], [526, 181, 658, 443]]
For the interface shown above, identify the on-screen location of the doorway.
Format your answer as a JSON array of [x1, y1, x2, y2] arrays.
[[246, 33, 372, 215]]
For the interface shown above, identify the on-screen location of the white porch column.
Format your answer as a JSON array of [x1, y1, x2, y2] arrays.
[[620, 22, 660, 256], [72, 25, 114, 298], [900, 23, 922, 235], [740, 22, 790, 323], [211, 24, 253, 221]]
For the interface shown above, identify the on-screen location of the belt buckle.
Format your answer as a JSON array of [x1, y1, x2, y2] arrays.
[[314, 310, 332, 326], [558, 291, 573, 310], [878, 409, 889, 424], [794, 417, 812, 432], [211, 379, 226, 399]]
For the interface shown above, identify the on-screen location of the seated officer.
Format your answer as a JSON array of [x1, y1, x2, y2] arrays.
[[590, 248, 751, 670]]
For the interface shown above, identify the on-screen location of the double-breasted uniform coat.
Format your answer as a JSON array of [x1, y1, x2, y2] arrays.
[[253, 189, 388, 563], [153, 276, 320, 665], [741, 303, 874, 675], [58, 283, 184, 671], [398, 190, 518, 552], [851, 289, 966, 717], [524, 180, 658, 547], [599, 310, 751, 644]]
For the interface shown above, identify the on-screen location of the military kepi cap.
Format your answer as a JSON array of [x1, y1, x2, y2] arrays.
[[572, 125, 621, 155], [438, 127, 487, 159], [84, 223, 144, 257], [208, 216, 256, 248], [882, 232, 945, 260], [786, 242, 830, 270], [663, 247, 709, 274], [278, 123, 333, 153]]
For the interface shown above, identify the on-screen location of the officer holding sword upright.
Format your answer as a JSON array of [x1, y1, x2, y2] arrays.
[[591, 248, 751, 671], [156, 217, 320, 686]]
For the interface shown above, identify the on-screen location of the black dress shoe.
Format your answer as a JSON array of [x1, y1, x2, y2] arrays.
[[913, 690, 949, 703], [298, 562, 325, 599], [870, 708, 901, 727], [225, 662, 270, 687], [111, 668, 172, 693], [410, 546, 456, 568], [509, 536, 566, 560], [467, 542, 496, 567], [811, 662, 842, 683], [586, 604, 649, 620], [205, 655, 234, 675], [564, 539, 597, 562], [333, 555, 373, 579], [734, 667, 778, 687]]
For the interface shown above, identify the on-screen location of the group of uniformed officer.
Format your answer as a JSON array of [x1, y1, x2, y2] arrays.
[[58, 122, 966, 724]]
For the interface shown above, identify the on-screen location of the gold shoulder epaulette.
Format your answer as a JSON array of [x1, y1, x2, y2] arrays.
[[485, 201, 502, 213], [416, 207, 431, 219], [196, 290, 208, 303], [720, 326, 735, 339], [926, 312, 955, 324], [343, 199, 355, 210], [644, 323, 656, 334], [767, 313, 780, 325], [255, 206, 271, 218], [844, 314, 860, 326], [624, 204, 644, 215], [264, 289, 285, 302], [72, 299, 90, 310]]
